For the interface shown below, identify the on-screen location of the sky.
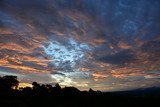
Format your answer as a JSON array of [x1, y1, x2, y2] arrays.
[[0, 0, 160, 91]]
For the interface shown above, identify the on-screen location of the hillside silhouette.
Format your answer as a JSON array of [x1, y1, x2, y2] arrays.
[[0, 75, 160, 107]]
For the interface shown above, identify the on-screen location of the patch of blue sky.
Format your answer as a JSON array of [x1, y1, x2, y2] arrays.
[[43, 38, 91, 67]]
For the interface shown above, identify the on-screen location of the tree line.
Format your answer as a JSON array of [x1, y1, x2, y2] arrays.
[[0, 75, 99, 95], [0, 75, 160, 107]]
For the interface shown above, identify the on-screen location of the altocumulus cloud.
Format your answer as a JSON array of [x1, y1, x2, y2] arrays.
[[0, 0, 160, 91]]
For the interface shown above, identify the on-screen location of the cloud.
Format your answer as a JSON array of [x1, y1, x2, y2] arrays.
[[141, 40, 160, 53], [51, 71, 90, 87], [0, 0, 160, 91], [97, 50, 135, 65]]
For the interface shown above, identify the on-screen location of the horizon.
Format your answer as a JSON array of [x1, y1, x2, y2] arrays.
[[0, 0, 160, 91], [2, 75, 160, 93]]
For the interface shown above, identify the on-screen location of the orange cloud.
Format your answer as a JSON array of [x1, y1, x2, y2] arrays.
[[18, 82, 33, 88], [0, 63, 47, 73], [0, 29, 14, 35], [118, 41, 131, 49], [0, 43, 34, 54], [111, 68, 144, 78], [90, 39, 106, 47], [93, 72, 108, 80], [0, 54, 51, 73]]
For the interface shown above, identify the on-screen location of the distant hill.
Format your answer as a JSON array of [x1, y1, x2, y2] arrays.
[[110, 87, 160, 96]]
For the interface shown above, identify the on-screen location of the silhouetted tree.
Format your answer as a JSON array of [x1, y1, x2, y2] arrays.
[[0, 76, 19, 91], [89, 88, 95, 93], [32, 82, 40, 90], [45, 84, 53, 92], [55, 83, 61, 90], [0, 76, 5, 90], [46, 84, 52, 89], [40, 84, 48, 94], [52, 83, 61, 94], [62, 86, 80, 95], [21, 87, 32, 95]]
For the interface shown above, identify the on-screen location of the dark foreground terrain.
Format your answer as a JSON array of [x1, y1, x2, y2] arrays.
[[0, 76, 160, 107]]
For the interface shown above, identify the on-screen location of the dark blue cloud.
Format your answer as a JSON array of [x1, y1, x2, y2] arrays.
[[141, 40, 160, 52], [97, 50, 135, 65]]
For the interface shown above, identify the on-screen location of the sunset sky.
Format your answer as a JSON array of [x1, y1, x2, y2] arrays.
[[0, 0, 160, 91]]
